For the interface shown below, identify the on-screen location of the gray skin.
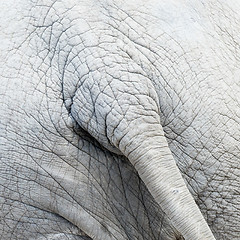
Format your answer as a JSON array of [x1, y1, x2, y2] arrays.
[[0, 0, 239, 239]]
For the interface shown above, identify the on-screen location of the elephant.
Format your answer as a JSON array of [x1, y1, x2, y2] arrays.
[[0, 0, 239, 239]]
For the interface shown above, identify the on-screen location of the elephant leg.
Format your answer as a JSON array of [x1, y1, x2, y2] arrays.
[[0, 195, 90, 240]]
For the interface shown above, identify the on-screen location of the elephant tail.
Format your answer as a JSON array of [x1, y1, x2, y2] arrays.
[[67, 55, 216, 240]]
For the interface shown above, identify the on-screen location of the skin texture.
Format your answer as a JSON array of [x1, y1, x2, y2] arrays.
[[0, 0, 239, 239]]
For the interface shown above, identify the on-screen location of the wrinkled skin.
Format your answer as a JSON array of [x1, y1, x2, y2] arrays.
[[0, 0, 239, 239]]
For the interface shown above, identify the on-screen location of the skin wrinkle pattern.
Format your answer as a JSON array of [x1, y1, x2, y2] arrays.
[[0, 0, 239, 240]]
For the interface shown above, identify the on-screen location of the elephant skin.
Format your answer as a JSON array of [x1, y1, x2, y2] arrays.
[[0, 0, 239, 239]]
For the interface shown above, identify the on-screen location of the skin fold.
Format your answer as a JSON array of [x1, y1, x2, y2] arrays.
[[0, 0, 239, 239]]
